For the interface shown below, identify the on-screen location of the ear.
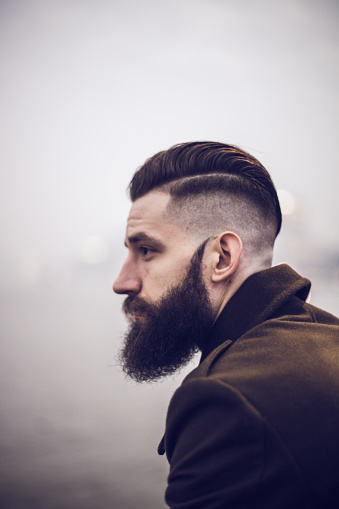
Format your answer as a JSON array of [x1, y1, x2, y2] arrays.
[[210, 232, 243, 283]]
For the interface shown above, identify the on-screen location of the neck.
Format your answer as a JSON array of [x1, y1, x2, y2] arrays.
[[214, 257, 273, 322]]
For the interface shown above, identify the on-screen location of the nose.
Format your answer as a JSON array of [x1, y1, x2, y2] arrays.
[[113, 260, 142, 295]]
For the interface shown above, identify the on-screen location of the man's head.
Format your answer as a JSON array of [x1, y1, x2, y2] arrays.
[[113, 142, 281, 382]]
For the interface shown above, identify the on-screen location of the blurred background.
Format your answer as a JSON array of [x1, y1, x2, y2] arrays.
[[0, 0, 338, 507]]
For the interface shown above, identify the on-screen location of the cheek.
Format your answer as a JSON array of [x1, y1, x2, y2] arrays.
[[143, 258, 190, 299], [162, 255, 192, 281]]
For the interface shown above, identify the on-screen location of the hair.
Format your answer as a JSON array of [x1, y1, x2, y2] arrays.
[[128, 142, 282, 239]]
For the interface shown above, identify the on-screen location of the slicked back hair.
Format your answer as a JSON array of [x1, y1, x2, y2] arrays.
[[129, 141, 282, 237]]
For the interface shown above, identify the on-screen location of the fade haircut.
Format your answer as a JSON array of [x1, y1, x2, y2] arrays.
[[129, 142, 282, 253]]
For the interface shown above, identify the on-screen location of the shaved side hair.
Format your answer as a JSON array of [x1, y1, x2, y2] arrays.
[[163, 174, 277, 258]]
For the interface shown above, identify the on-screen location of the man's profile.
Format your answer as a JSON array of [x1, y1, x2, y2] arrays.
[[113, 142, 339, 508]]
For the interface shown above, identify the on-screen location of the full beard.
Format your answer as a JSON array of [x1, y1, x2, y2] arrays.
[[118, 240, 214, 383]]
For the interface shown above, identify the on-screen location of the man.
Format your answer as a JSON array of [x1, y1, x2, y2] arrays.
[[113, 142, 339, 508]]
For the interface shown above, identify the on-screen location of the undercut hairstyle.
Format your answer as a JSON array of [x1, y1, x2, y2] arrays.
[[129, 141, 281, 234], [128, 142, 282, 254]]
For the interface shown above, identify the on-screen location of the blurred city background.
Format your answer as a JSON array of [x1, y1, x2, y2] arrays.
[[0, 1, 338, 508]]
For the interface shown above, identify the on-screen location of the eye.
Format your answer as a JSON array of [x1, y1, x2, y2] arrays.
[[140, 246, 154, 257]]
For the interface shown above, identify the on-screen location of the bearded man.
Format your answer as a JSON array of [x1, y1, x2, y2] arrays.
[[113, 142, 339, 509]]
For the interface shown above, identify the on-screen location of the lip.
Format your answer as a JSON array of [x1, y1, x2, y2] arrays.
[[132, 313, 144, 321], [126, 312, 143, 322]]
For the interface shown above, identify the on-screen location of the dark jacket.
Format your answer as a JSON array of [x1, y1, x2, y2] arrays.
[[158, 264, 339, 509]]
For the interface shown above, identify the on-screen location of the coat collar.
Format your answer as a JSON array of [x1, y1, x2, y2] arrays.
[[200, 264, 311, 363]]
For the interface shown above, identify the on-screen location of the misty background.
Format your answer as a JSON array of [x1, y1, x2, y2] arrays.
[[0, 1, 338, 508]]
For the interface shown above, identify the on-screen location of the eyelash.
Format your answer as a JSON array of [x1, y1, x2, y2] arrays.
[[140, 246, 153, 257]]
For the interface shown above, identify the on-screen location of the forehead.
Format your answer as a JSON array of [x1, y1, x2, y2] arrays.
[[126, 191, 188, 244]]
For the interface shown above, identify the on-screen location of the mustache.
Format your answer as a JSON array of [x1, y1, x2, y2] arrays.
[[123, 296, 152, 316]]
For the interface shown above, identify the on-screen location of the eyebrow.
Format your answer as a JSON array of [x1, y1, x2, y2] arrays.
[[125, 232, 164, 249]]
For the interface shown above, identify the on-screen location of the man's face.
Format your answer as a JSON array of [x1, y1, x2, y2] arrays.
[[113, 191, 198, 303], [113, 191, 214, 382]]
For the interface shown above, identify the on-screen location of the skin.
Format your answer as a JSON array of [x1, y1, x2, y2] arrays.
[[113, 190, 268, 322]]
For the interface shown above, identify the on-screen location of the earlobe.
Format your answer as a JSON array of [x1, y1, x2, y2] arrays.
[[211, 232, 243, 283]]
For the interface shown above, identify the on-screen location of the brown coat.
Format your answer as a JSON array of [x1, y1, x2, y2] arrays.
[[158, 264, 339, 508]]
